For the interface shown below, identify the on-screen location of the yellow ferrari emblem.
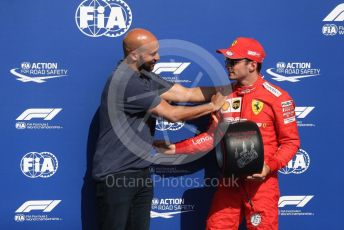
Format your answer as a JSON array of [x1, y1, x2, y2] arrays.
[[252, 100, 264, 115], [231, 40, 238, 47]]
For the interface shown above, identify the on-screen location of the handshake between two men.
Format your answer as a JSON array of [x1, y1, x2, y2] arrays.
[[151, 81, 268, 182]]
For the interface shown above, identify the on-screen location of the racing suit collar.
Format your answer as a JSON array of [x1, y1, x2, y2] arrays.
[[234, 75, 264, 95]]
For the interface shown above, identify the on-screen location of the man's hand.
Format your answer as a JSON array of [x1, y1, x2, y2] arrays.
[[153, 140, 176, 155], [210, 91, 227, 111], [246, 163, 271, 181]]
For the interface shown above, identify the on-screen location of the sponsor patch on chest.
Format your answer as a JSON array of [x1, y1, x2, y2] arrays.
[[221, 97, 242, 113]]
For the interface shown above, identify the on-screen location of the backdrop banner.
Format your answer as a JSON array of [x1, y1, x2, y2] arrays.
[[1, 0, 343, 229]]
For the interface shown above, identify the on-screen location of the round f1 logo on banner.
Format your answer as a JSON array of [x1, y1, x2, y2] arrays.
[[75, 0, 132, 37]]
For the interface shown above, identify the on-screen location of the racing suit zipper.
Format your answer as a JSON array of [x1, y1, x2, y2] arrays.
[[240, 94, 245, 121]]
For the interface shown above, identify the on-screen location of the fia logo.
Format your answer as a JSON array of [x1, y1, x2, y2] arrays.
[[279, 149, 310, 175], [75, 0, 132, 37], [155, 117, 184, 131], [20, 152, 58, 178], [14, 214, 25, 222], [322, 24, 338, 36]]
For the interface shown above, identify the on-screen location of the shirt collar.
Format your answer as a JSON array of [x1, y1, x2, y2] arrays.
[[234, 75, 265, 95], [116, 60, 143, 78]]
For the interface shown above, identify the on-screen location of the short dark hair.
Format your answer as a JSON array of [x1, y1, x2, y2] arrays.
[[257, 63, 262, 73]]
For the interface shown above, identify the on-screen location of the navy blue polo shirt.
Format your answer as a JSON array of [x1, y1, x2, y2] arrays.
[[92, 62, 174, 181]]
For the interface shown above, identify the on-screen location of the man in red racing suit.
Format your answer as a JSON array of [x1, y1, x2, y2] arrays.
[[156, 37, 300, 229]]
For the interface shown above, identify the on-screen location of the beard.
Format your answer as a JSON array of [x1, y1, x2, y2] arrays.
[[138, 60, 156, 72]]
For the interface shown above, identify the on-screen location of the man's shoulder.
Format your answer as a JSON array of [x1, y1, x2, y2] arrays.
[[108, 65, 145, 87]]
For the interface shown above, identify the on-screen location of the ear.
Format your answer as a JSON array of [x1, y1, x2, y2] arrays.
[[248, 61, 257, 73], [128, 51, 139, 62]]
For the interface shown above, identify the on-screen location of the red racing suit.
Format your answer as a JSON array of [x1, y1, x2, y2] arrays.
[[175, 76, 300, 229]]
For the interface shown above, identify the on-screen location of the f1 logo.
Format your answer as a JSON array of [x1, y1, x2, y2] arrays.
[[295, 107, 314, 119], [16, 108, 62, 121], [278, 196, 313, 208], [323, 3, 344, 21], [16, 200, 61, 213], [153, 62, 190, 74]]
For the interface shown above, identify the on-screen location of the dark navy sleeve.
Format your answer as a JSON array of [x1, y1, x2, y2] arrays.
[[123, 77, 162, 114], [140, 70, 174, 95], [121, 70, 174, 114]]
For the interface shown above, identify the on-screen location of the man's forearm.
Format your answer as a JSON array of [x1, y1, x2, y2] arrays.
[[189, 87, 216, 102], [166, 103, 215, 122], [190, 85, 231, 102], [161, 84, 221, 103], [161, 83, 231, 103]]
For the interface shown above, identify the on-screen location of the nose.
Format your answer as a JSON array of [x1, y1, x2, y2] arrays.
[[154, 53, 160, 61]]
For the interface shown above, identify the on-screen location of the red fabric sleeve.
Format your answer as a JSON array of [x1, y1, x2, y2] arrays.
[[175, 112, 220, 154], [265, 94, 301, 172]]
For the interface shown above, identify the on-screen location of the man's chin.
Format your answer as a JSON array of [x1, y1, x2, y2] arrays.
[[139, 64, 154, 72], [139, 66, 153, 72], [149, 65, 155, 72]]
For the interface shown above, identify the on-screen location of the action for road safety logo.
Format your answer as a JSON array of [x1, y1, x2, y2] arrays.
[[10, 62, 68, 83], [151, 198, 195, 219], [266, 62, 320, 83]]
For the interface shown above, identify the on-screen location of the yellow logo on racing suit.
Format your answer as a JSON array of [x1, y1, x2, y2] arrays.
[[252, 99, 264, 115], [222, 101, 230, 111]]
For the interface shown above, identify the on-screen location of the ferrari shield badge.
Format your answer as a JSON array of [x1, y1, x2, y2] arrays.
[[252, 99, 263, 115]]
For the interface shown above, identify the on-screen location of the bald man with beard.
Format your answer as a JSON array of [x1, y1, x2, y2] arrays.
[[93, 28, 226, 230]]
